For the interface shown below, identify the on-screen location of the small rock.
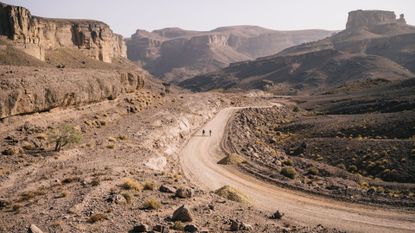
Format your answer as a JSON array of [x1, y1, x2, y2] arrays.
[[29, 224, 44, 233], [200, 228, 209, 233], [240, 223, 253, 231], [175, 187, 193, 198], [159, 184, 176, 193], [153, 224, 169, 233], [230, 220, 239, 231], [131, 224, 149, 232], [184, 224, 198, 232], [208, 203, 215, 211], [106, 193, 126, 204], [172, 204, 193, 222]]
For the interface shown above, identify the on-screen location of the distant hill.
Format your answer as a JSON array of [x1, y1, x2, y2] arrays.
[[126, 26, 334, 82], [180, 10, 415, 93]]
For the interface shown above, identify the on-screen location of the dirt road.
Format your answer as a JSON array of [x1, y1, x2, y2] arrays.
[[180, 107, 415, 233]]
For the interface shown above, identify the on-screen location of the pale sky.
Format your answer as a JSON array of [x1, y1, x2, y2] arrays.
[[2, 0, 414, 37]]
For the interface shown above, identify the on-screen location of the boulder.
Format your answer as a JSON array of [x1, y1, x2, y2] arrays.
[[175, 187, 193, 198], [29, 224, 44, 233], [172, 205, 193, 222], [159, 184, 177, 193], [131, 224, 149, 232], [184, 224, 198, 232]]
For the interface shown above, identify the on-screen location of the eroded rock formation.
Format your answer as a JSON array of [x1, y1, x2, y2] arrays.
[[0, 66, 146, 119], [346, 10, 406, 29], [0, 2, 126, 62]]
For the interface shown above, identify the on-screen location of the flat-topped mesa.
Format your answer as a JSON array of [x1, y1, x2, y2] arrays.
[[346, 10, 406, 30], [0, 2, 126, 62]]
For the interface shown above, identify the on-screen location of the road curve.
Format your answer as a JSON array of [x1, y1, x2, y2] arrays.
[[180, 107, 415, 233]]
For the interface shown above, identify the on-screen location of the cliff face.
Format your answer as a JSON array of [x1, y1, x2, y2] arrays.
[[126, 26, 334, 82], [346, 10, 406, 29], [0, 66, 146, 119], [0, 2, 126, 63]]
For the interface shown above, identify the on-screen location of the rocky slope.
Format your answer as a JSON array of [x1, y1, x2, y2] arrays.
[[181, 10, 415, 92], [0, 2, 126, 63], [126, 26, 334, 82]]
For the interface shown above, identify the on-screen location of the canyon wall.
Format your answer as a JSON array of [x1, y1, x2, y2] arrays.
[[126, 26, 334, 82], [0, 2, 126, 63]]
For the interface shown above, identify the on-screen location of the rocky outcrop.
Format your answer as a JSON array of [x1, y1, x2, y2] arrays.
[[346, 10, 406, 29], [0, 2, 126, 62], [126, 26, 334, 82], [0, 66, 146, 119]]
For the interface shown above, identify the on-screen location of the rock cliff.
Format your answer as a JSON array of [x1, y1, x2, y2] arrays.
[[346, 10, 406, 29], [0, 66, 146, 119], [0, 2, 126, 63], [126, 26, 334, 82]]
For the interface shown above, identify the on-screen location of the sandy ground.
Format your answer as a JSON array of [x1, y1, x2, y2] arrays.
[[180, 106, 415, 233]]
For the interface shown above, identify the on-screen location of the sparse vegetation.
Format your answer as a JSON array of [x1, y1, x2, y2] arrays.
[[281, 167, 297, 179], [218, 153, 246, 165], [308, 167, 319, 175], [172, 221, 185, 231], [214, 185, 250, 203], [48, 124, 82, 152], [143, 180, 156, 190], [121, 178, 143, 191], [142, 197, 162, 210], [87, 213, 108, 223]]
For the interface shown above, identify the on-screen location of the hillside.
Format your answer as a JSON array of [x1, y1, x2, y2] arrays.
[[180, 10, 415, 92], [126, 26, 334, 82]]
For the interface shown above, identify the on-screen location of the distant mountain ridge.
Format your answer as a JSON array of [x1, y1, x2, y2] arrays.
[[126, 26, 335, 82], [180, 10, 415, 92]]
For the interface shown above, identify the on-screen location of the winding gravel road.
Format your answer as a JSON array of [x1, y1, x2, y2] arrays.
[[180, 107, 415, 233]]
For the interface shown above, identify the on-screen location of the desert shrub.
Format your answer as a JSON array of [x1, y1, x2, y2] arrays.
[[57, 191, 69, 198], [121, 178, 143, 191], [376, 186, 385, 193], [143, 180, 156, 190], [142, 197, 162, 210], [281, 167, 297, 179], [87, 213, 108, 223], [18, 189, 45, 202], [62, 176, 80, 184], [48, 124, 82, 152], [214, 185, 250, 203], [348, 165, 358, 173], [106, 144, 115, 149], [1, 147, 18, 156], [292, 106, 300, 112], [172, 221, 185, 231], [283, 159, 293, 166], [308, 167, 319, 175], [218, 153, 245, 165], [122, 192, 133, 204]]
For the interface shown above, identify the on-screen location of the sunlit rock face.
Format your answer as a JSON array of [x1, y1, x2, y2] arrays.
[[0, 2, 126, 62]]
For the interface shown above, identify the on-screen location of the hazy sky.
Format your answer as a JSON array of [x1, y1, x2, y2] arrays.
[[2, 0, 414, 37]]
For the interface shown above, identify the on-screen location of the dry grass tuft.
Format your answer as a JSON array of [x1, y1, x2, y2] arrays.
[[214, 185, 250, 203], [121, 178, 143, 191], [218, 153, 246, 165], [87, 213, 108, 223], [142, 197, 162, 210]]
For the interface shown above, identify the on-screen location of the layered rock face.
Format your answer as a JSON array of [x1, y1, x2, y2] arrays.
[[126, 26, 334, 82], [346, 10, 406, 29], [0, 66, 146, 119], [0, 2, 126, 62]]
